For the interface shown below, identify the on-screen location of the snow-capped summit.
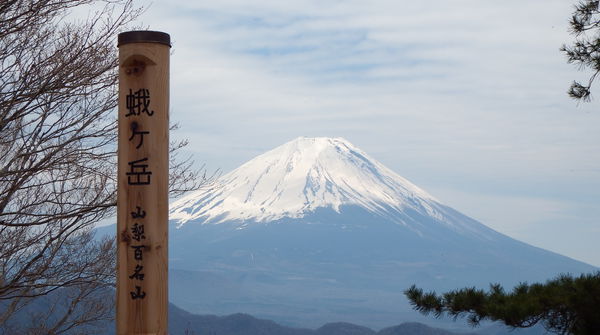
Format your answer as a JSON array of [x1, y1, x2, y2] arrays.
[[165, 137, 596, 329], [170, 137, 442, 225]]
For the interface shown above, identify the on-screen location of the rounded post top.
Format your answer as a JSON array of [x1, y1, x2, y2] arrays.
[[118, 30, 171, 47]]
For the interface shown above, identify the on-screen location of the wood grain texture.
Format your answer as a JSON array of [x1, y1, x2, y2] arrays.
[[117, 41, 170, 335]]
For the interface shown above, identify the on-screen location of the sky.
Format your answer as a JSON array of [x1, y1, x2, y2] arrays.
[[123, 0, 600, 267]]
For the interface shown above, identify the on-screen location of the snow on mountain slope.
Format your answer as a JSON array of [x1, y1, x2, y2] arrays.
[[171, 137, 456, 227], [165, 137, 597, 329]]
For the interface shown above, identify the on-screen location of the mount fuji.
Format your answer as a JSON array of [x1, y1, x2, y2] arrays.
[[167, 137, 596, 329]]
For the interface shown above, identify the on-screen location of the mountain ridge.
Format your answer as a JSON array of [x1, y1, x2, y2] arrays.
[[164, 137, 596, 328], [170, 137, 441, 226], [7, 288, 519, 335], [170, 137, 502, 244]]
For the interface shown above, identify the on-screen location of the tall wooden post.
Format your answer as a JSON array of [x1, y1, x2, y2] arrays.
[[117, 31, 170, 335]]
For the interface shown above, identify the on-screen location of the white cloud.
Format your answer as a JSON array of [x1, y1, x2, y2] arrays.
[[137, 0, 600, 266]]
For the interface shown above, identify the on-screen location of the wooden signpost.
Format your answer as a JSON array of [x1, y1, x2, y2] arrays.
[[117, 31, 170, 335]]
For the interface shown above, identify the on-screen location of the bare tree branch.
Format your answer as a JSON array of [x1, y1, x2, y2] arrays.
[[0, 1, 215, 333]]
